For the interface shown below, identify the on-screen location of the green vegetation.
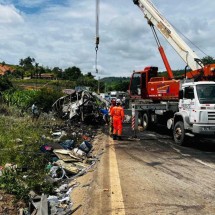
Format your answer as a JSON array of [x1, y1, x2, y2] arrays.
[[201, 56, 215, 65], [2, 56, 100, 92], [0, 76, 13, 91], [0, 104, 61, 202], [0, 77, 65, 203], [2, 88, 63, 113], [2, 55, 215, 93], [2, 89, 37, 109], [100, 77, 130, 92]]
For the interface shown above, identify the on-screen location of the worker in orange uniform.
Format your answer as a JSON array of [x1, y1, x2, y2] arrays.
[[109, 99, 116, 136], [111, 99, 124, 140]]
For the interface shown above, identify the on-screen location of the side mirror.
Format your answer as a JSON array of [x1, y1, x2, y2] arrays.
[[179, 90, 183, 99]]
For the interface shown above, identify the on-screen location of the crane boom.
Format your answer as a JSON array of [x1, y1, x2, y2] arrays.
[[133, 0, 204, 70]]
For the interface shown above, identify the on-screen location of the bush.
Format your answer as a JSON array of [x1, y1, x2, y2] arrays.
[[0, 77, 13, 91], [32, 88, 64, 113]]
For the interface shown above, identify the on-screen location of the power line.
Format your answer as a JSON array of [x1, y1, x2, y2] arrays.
[[171, 23, 209, 57]]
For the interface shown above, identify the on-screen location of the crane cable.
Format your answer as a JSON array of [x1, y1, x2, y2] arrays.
[[95, 0, 100, 73]]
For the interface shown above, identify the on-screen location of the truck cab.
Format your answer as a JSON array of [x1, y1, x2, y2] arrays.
[[174, 81, 215, 144], [129, 66, 180, 101], [129, 66, 158, 99]]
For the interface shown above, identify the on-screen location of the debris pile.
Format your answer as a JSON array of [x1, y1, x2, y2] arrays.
[[0, 88, 109, 214], [38, 125, 100, 214], [0, 120, 103, 215]]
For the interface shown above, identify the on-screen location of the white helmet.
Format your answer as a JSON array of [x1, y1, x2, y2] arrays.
[[116, 99, 121, 104]]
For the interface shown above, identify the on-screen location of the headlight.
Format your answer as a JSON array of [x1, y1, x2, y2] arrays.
[[199, 111, 208, 123]]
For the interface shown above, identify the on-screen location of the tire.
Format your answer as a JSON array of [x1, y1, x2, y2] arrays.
[[142, 112, 150, 130], [173, 121, 186, 145]]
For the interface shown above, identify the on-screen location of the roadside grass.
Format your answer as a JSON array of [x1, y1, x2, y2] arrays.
[[12, 79, 77, 91], [0, 105, 64, 202]]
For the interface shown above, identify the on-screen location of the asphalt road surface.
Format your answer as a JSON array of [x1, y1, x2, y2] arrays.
[[84, 124, 215, 215]]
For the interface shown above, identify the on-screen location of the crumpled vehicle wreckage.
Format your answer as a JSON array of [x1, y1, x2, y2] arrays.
[[52, 89, 109, 123]]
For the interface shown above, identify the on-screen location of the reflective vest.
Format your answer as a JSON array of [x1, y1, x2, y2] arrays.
[[111, 106, 124, 120]]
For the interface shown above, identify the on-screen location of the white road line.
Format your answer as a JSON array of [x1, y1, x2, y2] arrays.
[[109, 138, 126, 215], [171, 146, 191, 157], [194, 159, 215, 169], [172, 146, 215, 169]]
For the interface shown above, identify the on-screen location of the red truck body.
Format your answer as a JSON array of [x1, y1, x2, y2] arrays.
[[129, 66, 180, 101]]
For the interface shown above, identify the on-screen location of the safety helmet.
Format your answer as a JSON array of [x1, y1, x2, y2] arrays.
[[116, 99, 121, 104]]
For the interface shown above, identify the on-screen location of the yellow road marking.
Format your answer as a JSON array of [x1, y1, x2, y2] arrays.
[[109, 138, 125, 215]]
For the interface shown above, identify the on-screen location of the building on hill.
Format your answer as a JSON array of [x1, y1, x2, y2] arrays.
[[32, 73, 55, 80], [40, 73, 55, 79]]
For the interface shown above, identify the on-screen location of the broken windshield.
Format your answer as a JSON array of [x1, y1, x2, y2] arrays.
[[196, 84, 215, 104]]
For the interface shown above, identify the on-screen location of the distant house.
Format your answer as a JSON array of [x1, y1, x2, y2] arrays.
[[32, 73, 55, 80], [0, 64, 14, 76]]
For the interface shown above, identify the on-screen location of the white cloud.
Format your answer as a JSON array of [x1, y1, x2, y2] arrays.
[[0, 0, 214, 77], [0, 4, 23, 23]]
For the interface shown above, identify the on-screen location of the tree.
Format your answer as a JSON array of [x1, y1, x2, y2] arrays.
[[76, 76, 98, 91], [201, 56, 215, 65], [85, 72, 95, 79], [63, 66, 83, 80], [114, 80, 130, 92], [44, 67, 52, 74], [52, 67, 63, 79], [19, 57, 36, 79]]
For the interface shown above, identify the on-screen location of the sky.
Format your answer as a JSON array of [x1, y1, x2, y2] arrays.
[[0, 0, 214, 78]]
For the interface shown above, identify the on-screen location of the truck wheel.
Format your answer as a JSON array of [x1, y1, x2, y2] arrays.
[[173, 121, 185, 145]]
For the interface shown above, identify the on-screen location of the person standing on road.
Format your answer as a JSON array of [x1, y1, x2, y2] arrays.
[[109, 99, 116, 136], [111, 99, 124, 140]]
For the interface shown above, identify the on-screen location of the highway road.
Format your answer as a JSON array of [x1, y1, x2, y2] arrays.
[[75, 124, 215, 215]]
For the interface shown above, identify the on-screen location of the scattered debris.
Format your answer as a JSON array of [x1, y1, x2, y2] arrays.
[[79, 141, 92, 153], [0, 91, 107, 214]]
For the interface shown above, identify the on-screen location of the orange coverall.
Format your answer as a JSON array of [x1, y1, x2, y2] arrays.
[[111, 105, 124, 136]]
